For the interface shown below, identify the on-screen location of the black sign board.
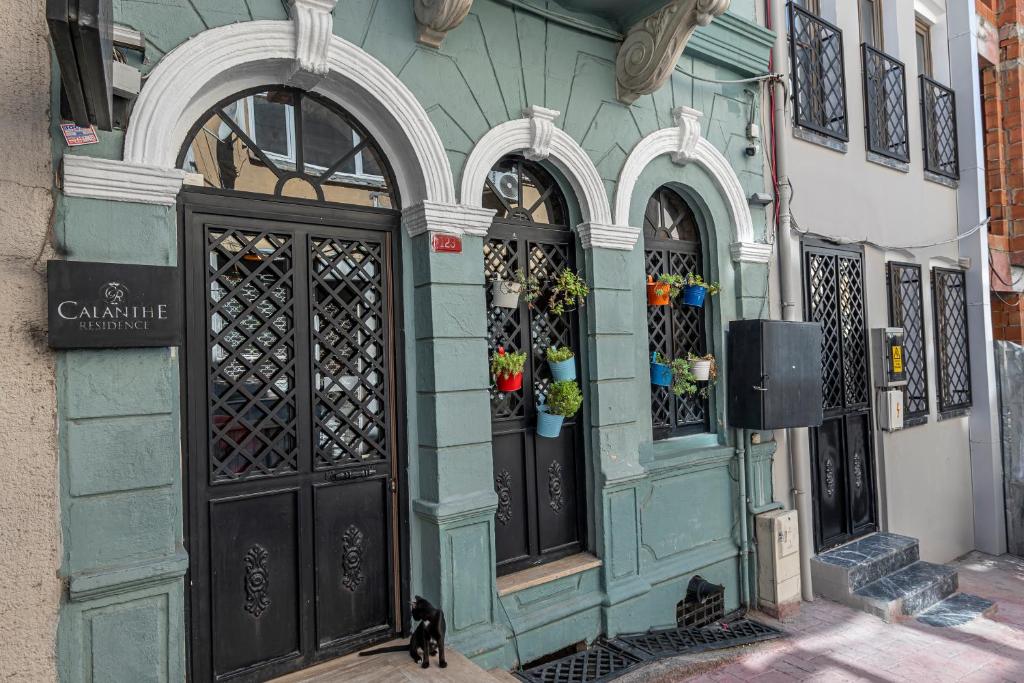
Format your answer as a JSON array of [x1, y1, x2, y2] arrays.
[[47, 260, 182, 349]]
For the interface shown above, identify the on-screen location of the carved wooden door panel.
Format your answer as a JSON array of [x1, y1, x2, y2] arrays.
[[184, 197, 402, 682], [803, 242, 878, 552]]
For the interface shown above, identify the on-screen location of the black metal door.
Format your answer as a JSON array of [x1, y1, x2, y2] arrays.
[[803, 242, 878, 552], [183, 194, 403, 682]]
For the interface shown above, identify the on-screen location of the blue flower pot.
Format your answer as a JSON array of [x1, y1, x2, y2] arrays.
[[549, 357, 576, 382], [681, 284, 708, 307], [650, 356, 672, 387], [536, 406, 565, 438]]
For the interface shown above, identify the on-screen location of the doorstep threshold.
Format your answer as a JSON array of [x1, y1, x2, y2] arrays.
[[497, 553, 602, 597]]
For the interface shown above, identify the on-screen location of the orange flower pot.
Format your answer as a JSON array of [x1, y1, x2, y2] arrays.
[[647, 277, 671, 306]]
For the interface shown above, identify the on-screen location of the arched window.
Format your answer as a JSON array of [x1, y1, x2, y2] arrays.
[[482, 155, 585, 575], [178, 87, 398, 208], [644, 187, 710, 439]]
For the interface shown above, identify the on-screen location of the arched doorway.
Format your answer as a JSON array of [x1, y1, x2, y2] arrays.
[[178, 87, 405, 682]]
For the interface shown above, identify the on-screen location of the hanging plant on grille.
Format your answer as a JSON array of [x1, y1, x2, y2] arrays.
[[680, 272, 720, 308], [687, 352, 718, 398], [546, 268, 589, 315], [652, 353, 698, 398], [491, 346, 527, 392]]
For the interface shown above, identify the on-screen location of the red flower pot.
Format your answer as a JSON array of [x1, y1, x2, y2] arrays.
[[496, 371, 523, 392]]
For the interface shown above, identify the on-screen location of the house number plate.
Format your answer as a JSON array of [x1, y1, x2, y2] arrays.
[[430, 232, 462, 254]]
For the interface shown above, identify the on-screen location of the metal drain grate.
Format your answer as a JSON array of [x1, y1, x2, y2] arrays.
[[514, 642, 643, 683], [617, 618, 784, 659], [516, 619, 784, 683]]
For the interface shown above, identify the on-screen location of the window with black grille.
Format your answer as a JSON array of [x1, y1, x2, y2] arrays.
[[920, 76, 959, 180], [932, 268, 972, 414], [790, 4, 849, 141], [886, 262, 929, 424], [644, 187, 709, 439], [862, 45, 909, 163], [482, 155, 586, 575]]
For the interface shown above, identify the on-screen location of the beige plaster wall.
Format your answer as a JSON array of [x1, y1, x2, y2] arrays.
[[0, 0, 60, 679], [770, 0, 976, 564]]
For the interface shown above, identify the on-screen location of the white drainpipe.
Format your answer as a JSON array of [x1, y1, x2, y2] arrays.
[[771, 0, 815, 601]]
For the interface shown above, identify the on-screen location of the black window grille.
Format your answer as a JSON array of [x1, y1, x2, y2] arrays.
[[921, 76, 960, 180], [862, 44, 910, 162], [932, 268, 971, 414], [482, 155, 585, 575], [644, 187, 709, 439], [886, 262, 929, 423], [790, 4, 849, 141]]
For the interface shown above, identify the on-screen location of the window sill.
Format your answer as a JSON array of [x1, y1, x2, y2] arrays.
[[496, 552, 602, 597], [902, 414, 929, 428], [924, 171, 959, 189], [937, 407, 971, 422], [645, 434, 731, 474], [866, 151, 909, 173], [793, 126, 848, 154]]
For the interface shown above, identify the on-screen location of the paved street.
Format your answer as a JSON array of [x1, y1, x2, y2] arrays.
[[621, 553, 1024, 683]]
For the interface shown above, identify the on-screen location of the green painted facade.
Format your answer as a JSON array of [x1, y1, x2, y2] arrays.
[[53, 0, 777, 678]]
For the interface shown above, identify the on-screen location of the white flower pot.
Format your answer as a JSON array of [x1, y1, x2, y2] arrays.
[[692, 360, 712, 381], [491, 279, 523, 308]]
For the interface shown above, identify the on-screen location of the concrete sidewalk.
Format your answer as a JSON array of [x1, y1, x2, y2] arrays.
[[620, 552, 1024, 683]]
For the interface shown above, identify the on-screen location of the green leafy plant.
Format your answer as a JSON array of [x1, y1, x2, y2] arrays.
[[490, 347, 527, 379], [548, 269, 590, 315], [668, 357, 698, 397], [546, 346, 575, 363], [514, 270, 542, 306], [545, 380, 583, 417], [656, 273, 687, 299], [684, 272, 721, 296]]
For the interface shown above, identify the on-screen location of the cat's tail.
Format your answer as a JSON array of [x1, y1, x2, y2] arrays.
[[358, 645, 409, 657]]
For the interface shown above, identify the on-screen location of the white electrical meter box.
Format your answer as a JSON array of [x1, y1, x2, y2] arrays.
[[878, 388, 904, 431], [756, 509, 801, 620], [872, 327, 907, 387]]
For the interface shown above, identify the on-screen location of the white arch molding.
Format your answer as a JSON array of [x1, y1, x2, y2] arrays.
[[459, 107, 636, 250], [61, 13, 497, 236], [615, 107, 772, 263]]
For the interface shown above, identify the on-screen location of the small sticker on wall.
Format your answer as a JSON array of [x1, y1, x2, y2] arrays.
[[60, 123, 99, 147]]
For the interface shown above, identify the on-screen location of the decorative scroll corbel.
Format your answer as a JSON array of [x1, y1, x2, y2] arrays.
[[415, 0, 474, 48], [287, 0, 339, 88], [523, 105, 560, 161], [615, 0, 730, 105], [671, 106, 703, 164]]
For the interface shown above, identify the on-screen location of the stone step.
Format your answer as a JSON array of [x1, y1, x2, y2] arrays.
[[916, 593, 998, 628], [811, 532, 919, 599], [488, 668, 522, 682], [851, 560, 958, 623]]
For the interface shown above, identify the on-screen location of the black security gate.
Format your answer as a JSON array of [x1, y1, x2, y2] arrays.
[[803, 242, 877, 552], [183, 194, 404, 682], [482, 156, 585, 576]]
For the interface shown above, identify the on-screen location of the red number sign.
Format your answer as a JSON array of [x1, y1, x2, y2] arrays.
[[431, 232, 462, 254]]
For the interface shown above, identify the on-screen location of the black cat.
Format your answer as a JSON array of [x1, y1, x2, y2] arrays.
[[358, 596, 447, 669]]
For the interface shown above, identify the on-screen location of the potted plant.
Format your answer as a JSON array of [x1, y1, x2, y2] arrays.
[[688, 352, 717, 382], [681, 273, 721, 308], [646, 274, 685, 306], [490, 270, 540, 309], [491, 346, 527, 392], [651, 353, 697, 397], [547, 268, 589, 315], [537, 379, 583, 438], [546, 346, 576, 381]]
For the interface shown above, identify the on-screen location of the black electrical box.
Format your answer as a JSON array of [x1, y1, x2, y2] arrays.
[[47, 0, 114, 131], [727, 320, 824, 430]]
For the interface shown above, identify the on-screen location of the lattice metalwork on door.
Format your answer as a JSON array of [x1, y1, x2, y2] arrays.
[[863, 44, 909, 162], [790, 4, 849, 141], [932, 268, 972, 413], [887, 262, 929, 422], [644, 188, 708, 439], [207, 228, 298, 482], [804, 247, 869, 413], [921, 75, 959, 180], [310, 236, 390, 469]]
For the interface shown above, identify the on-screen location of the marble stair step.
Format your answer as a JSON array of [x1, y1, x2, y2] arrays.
[[852, 560, 958, 623], [916, 593, 997, 628], [488, 668, 522, 682], [810, 533, 920, 598]]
